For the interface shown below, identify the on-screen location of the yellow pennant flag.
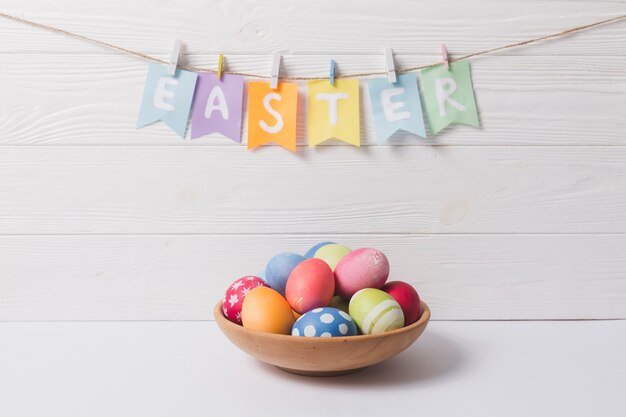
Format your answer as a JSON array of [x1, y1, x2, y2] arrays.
[[307, 79, 360, 146], [247, 82, 298, 151]]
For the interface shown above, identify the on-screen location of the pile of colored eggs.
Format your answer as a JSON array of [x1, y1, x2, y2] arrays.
[[221, 242, 422, 338]]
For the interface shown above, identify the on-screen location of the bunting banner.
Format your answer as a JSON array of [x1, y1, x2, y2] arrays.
[[420, 61, 479, 135], [136, 62, 478, 150], [247, 82, 299, 151], [136, 63, 198, 138], [3, 10, 623, 152], [367, 73, 426, 143], [190, 73, 244, 142], [307, 79, 360, 147]]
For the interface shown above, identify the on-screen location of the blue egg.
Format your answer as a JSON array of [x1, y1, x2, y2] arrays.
[[255, 270, 266, 281], [304, 241, 335, 258], [265, 252, 305, 295], [291, 307, 358, 338]]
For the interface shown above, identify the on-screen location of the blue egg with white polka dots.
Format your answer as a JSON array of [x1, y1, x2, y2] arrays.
[[291, 307, 358, 338]]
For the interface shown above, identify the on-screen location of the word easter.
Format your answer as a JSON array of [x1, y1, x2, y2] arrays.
[[137, 62, 479, 150]]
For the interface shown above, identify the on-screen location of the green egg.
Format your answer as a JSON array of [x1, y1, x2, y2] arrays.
[[314, 243, 351, 271], [349, 288, 404, 335]]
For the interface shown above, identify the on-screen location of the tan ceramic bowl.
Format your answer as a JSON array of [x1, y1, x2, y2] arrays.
[[214, 300, 430, 376]]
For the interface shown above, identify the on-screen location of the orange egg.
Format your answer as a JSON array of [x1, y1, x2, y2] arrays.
[[241, 287, 295, 334], [292, 310, 302, 320]]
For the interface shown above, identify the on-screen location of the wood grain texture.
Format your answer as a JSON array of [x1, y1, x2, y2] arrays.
[[1, 1, 625, 56], [0, 234, 624, 321], [1, 0, 625, 320], [0, 54, 624, 146], [1, 146, 625, 234]]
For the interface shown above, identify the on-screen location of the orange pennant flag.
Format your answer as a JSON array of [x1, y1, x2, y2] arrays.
[[247, 82, 298, 151]]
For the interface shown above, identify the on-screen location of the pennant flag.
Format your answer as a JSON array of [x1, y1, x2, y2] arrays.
[[247, 82, 298, 151], [307, 79, 360, 146], [190, 73, 244, 141], [420, 61, 479, 135], [367, 73, 426, 143], [137, 63, 198, 138]]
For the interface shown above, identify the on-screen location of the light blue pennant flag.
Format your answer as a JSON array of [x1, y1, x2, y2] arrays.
[[367, 73, 427, 143], [137, 63, 198, 138]]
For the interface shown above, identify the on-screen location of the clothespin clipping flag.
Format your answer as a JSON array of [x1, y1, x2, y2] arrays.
[[136, 63, 198, 138], [420, 61, 479, 134], [190, 73, 245, 142], [367, 73, 427, 143], [307, 79, 360, 147]]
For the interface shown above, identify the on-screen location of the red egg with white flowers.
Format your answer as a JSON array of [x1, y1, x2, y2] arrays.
[[285, 258, 335, 314], [382, 281, 421, 326], [223, 276, 269, 324]]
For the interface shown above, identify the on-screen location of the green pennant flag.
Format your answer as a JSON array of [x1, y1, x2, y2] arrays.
[[421, 61, 479, 135]]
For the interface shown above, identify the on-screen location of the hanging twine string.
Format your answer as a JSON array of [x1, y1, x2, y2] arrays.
[[1, 11, 625, 80]]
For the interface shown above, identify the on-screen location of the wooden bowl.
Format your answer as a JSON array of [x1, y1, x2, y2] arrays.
[[214, 300, 430, 376]]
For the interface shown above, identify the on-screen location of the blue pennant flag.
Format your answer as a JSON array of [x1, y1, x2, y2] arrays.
[[137, 63, 198, 138], [367, 73, 427, 143]]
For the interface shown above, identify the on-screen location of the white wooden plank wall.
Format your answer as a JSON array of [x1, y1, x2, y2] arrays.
[[0, 0, 625, 320]]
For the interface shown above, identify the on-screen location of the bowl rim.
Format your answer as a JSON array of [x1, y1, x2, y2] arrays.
[[214, 300, 430, 343]]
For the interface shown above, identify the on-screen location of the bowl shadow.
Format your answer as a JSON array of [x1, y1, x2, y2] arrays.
[[252, 328, 464, 388]]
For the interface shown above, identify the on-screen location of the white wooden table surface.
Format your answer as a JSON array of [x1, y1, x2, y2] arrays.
[[1, 320, 624, 417]]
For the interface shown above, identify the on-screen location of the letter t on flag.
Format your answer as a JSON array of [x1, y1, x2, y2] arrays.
[[137, 63, 198, 138], [307, 79, 360, 146], [420, 61, 479, 135]]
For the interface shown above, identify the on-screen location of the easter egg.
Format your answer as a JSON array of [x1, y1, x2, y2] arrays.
[[265, 252, 305, 295], [285, 258, 335, 314], [222, 276, 268, 325], [349, 288, 404, 335], [304, 241, 335, 258], [291, 307, 358, 338], [382, 281, 421, 326], [255, 270, 266, 281], [334, 248, 390, 299], [329, 295, 349, 313], [314, 243, 352, 271], [241, 287, 295, 335]]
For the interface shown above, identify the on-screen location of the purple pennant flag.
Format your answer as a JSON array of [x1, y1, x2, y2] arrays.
[[190, 73, 244, 141]]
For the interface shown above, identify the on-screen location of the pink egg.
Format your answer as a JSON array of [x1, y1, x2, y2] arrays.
[[222, 276, 268, 324], [382, 281, 421, 326], [334, 248, 390, 299], [285, 258, 335, 314]]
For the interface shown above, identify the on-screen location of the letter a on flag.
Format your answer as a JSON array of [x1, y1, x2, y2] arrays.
[[190, 73, 244, 142]]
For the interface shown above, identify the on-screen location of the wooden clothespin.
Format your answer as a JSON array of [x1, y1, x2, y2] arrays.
[[217, 53, 224, 80], [441, 44, 450, 70], [329, 59, 336, 86], [384, 48, 397, 84], [168, 39, 182, 76], [270, 52, 281, 89]]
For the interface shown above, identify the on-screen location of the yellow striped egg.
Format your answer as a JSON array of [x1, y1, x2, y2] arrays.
[[349, 288, 404, 335]]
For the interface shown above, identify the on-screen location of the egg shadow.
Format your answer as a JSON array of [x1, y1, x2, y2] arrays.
[[252, 328, 464, 388]]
